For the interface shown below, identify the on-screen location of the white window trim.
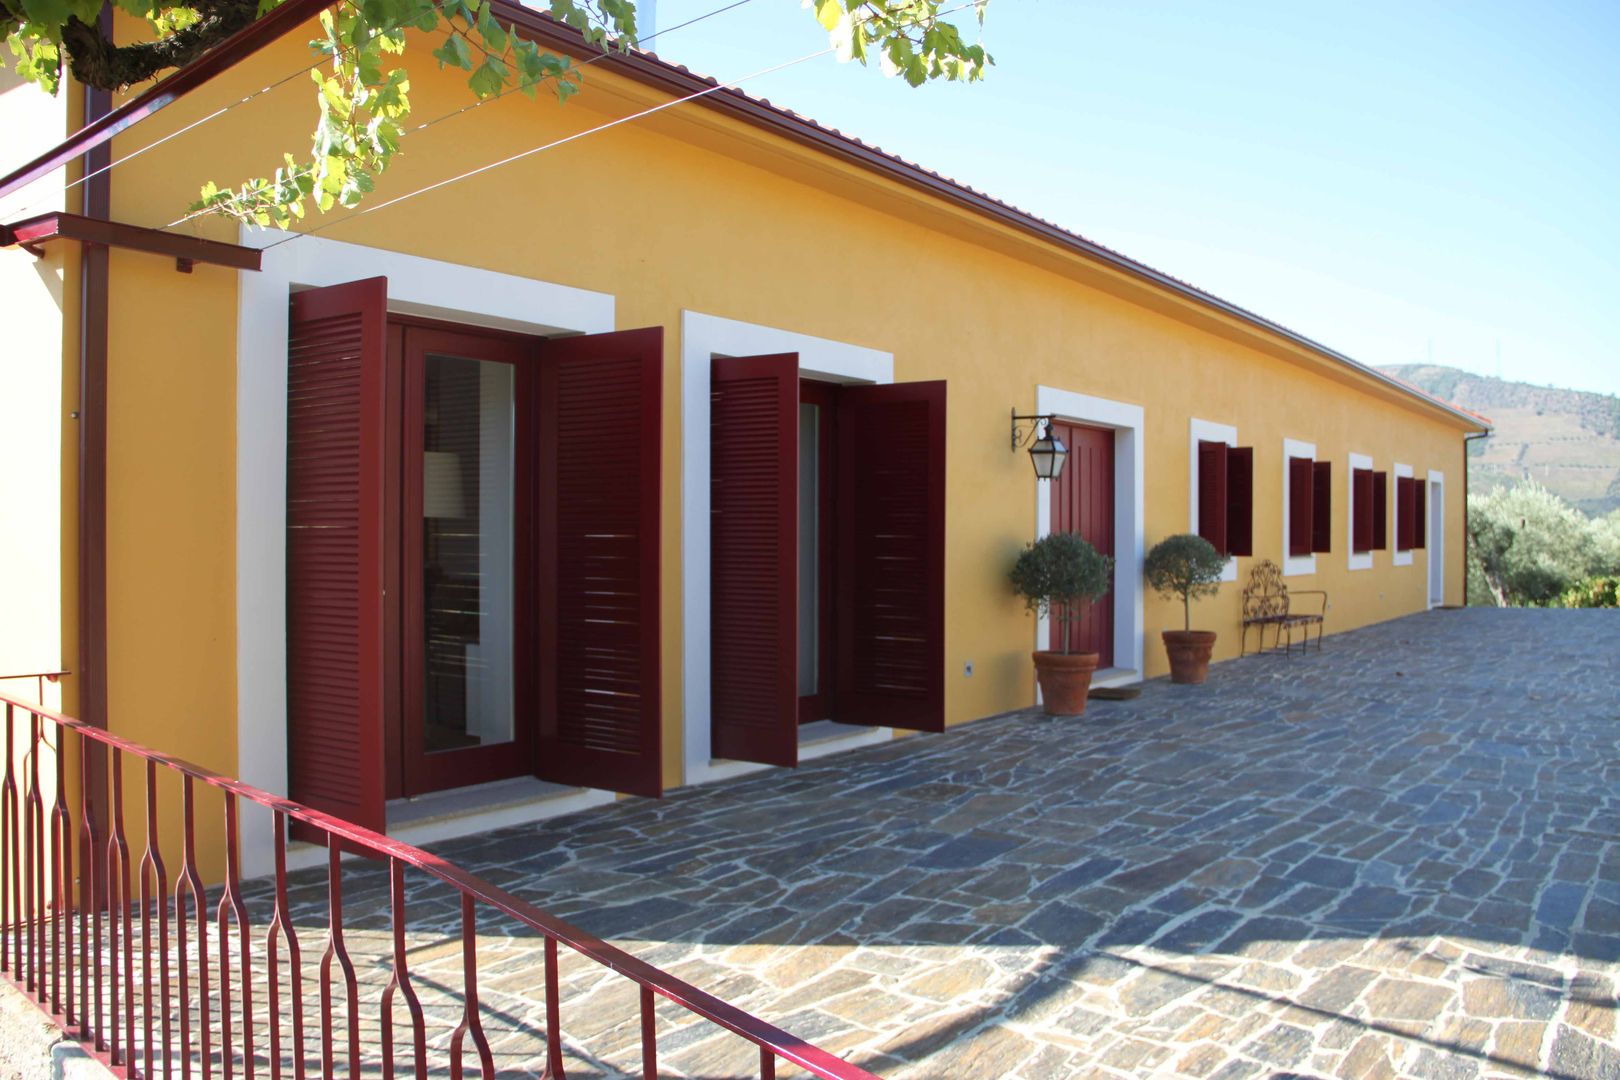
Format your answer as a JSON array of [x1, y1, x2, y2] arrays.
[[1036, 387, 1146, 684], [1188, 418, 1238, 583], [1282, 438, 1317, 577], [235, 229, 617, 878], [680, 311, 895, 788], [1427, 469, 1446, 607], [1392, 462, 1414, 566], [1347, 452, 1374, 572]]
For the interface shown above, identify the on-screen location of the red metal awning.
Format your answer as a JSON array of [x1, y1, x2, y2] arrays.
[[1, 211, 260, 272]]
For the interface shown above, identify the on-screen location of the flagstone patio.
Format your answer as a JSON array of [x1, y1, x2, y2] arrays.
[[266, 607, 1620, 1078]]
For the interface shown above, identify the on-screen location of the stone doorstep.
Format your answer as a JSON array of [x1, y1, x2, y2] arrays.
[[0, 976, 110, 1080]]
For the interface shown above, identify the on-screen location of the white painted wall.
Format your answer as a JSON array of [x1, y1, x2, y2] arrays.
[[0, 71, 67, 681]]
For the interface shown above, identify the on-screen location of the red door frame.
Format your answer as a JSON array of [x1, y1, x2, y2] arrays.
[[385, 321, 536, 797], [1049, 421, 1115, 667], [797, 378, 838, 725]]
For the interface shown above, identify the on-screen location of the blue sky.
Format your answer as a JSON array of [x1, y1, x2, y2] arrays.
[[647, 0, 1620, 396]]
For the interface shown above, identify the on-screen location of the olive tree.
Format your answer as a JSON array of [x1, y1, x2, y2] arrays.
[[1143, 533, 1225, 632], [1008, 532, 1113, 655], [1467, 482, 1597, 607], [3, 0, 992, 226]]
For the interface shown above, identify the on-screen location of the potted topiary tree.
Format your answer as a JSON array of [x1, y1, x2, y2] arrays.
[[1009, 532, 1114, 715], [1144, 533, 1227, 684]]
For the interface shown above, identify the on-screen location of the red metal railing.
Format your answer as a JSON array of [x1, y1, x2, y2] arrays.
[[0, 693, 883, 1079]]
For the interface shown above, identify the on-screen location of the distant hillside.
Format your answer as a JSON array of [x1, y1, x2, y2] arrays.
[[1380, 364, 1620, 515]]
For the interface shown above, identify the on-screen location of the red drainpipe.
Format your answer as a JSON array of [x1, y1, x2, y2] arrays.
[[76, 9, 113, 835]]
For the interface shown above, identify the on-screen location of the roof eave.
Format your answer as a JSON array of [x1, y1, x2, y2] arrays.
[[492, 3, 1492, 434]]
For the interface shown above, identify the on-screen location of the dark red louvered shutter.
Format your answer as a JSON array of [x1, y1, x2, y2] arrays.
[[1352, 469, 1373, 553], [286, 277, 387, 836], [710, 354, 798, 767], [1395, 476, 1410, 551], [536, 327, 663, 797], [1197, 440, 1229, 555], [1227, 447, 1254, 557], [1372, 471, 1389, 550], [1288, 457, 1314, 557], [1413, 479, 1427, 549], [836, 381, 946, 732], [1311, 460, 1333, 553]]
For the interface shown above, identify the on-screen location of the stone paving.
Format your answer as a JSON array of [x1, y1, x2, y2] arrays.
[[258, 607, 1620, 1078]]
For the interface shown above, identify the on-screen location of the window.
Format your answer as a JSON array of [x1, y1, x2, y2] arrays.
[[1396, 465, 1425, 556], [1351, 464, 1387, 555], [1282, 439, 1327, 576], [1194, 431, 1254, 558], [1287, 455, 1333, 556]]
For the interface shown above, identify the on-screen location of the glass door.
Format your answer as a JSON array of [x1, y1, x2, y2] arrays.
[[397, 324, 533, 795]]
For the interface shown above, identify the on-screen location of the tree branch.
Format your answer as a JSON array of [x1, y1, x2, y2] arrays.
[[60, 0, 261, 92]]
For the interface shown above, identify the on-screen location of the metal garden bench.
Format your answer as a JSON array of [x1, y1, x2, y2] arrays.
[[1241, 558, 1327, 656]]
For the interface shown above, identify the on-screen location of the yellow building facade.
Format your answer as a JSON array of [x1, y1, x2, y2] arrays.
[[0, 7, 1487, 881]]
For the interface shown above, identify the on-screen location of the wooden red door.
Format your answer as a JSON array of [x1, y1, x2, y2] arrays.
[[1049, 422, 1115, 667], [834, 381, 947, 732]]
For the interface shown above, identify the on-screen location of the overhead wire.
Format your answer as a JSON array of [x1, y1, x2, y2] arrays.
[[220, 0, 985, 247], [0, 0, 757, 221], [240, 40, 836, 245]]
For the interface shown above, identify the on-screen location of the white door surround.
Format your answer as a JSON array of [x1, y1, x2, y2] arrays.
[[1035, 386, 1146, 685], [235, 230, 617, 878], [680, 312, 895, 787], [1428, 470, 1445, 607]]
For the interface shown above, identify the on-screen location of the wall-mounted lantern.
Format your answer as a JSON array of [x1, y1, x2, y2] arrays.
[[1011, 411, 1068, 480]]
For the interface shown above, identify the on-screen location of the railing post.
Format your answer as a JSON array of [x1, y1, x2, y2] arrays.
[[51, 720, 72, 1025], [217, 793, 253, 1080], [140, 758, 171, 1079], [109, 747, 133, 1069], [319, 842, 359, 1080], [448, 895, 493, 1080], [379, 858, 426, 1080], [2, 702, 17, 978], [176, 773, 209, 1080], [543, 935, 566, 1080], [266, 810, 306, 1080]]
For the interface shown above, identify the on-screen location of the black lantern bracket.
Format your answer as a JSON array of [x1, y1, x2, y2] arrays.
[[1011, 410, 1057, 450]]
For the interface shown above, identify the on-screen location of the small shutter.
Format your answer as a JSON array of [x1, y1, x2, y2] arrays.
[[535, 327, 663, 797], [710, 354, 798, 767], [1226, 447, 1254, 557], [286, 277, 388, 837], [836, 381, 946, 732], [1197, 440, 1229, 555], [1352, 469, 1373, 554], [1395, 477, 1410, 551], [1311, 460, 1333, 553], [1413, 479, 1427, 549], [1372, 471, 1389, 550], [1288, 457, 1314, 557]]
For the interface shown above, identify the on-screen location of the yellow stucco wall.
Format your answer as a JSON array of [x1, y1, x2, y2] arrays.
[[77, 18, 1477, 824]]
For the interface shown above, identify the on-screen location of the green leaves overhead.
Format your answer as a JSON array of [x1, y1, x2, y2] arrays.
[[809, 0, 993, 86], [3, 0, 992, 228]]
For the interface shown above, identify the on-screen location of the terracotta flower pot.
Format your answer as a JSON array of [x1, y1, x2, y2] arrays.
[[1032, 650, 1100, 716], [1162, 630, 1217, 684]]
